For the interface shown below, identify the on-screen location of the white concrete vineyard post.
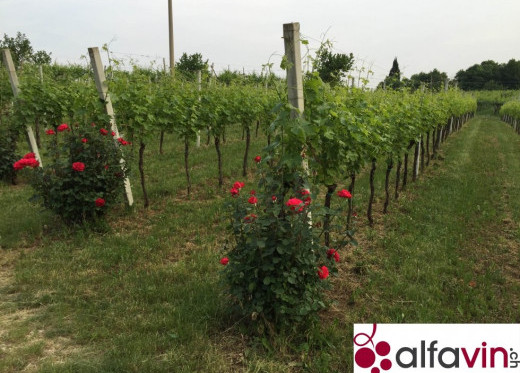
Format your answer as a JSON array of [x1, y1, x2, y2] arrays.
[[196, 70, 201, 147], [1, 48, 43, 167], [283, 23, 304, 120], [283, 22, 312, 223], [88, 47, 134, 206]]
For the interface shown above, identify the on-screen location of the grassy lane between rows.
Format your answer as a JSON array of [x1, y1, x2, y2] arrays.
[[352, 115, 520, 324], [1, 116, 519, 372]]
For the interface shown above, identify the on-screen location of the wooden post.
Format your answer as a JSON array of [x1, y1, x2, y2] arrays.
[[168, 0, 175, 76], [196, 70, 201, 147], [88, 47, 134, 206], [1, 49, 43, 167], [283, 23, 304, 119], [444, 77, 449, 92]]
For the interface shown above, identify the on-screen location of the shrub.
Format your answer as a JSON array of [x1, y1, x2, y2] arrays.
[[17, 123, 131, 224], [0, 130, 19, 184], [221, 157, 353, 332]]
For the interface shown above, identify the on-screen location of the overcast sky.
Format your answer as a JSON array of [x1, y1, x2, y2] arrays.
[[1, 0, 519, 86]]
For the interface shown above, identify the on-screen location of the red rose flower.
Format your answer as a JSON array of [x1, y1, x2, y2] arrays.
[[45, 129, 56, 135], [13, 160, 24, 170], [327, 248, 340, 263], [250, 190, 256, 195], [230, 187, 239, 197], [304, 196, 312, 206], [220, 257, 229, 266], [117, 137, 129, 146], [28, 159, 39, 168], [271, 195, 277, 202], [13, 161, 23, 170], [81, 138, 88, 143], [248, 196, 258, 205], [23, 152, 35, 159], [318, 266, 329, 280], [254, 155, 261, 163], [111, 131, 116, 136], [57, 123, 69, 132], [300, 189, 310, 196], [13, 158, 39, 170], [99, 128, 109, 136], [337, 189, 352, 199], [286, 198, 304, 212], [244, 213, 257, 223], [72, 162, 85, 172], [95, 198, 106, 207], [233, 181, 245, 189]]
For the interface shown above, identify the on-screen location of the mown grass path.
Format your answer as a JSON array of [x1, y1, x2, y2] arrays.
[[0, 116, 519, 372], [346, 115, 520, 324]]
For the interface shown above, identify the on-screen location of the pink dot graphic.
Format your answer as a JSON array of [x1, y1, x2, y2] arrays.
[[371, 367, 380, 373], [376, 341, 391, 356], [355, 347, 376, 368], [380, 359, 392, 371]]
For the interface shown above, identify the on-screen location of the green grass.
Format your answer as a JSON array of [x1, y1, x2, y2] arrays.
[[1, 117, 519, 372]]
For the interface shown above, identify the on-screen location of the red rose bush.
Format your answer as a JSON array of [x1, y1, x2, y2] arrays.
[[19, 122, 131, 224], [221, 159, 347, 330]]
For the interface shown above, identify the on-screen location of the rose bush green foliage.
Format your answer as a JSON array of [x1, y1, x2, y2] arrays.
[[223, 179, 333, 330], [0, 128, 18, 183], [221, 97, 353, 332], [26, 123, 130, 224]]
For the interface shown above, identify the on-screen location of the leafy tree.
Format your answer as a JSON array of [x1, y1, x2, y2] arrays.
[[313, 43, 354, 86], [176, 52, 209, 80], [455, 59, 520, 90], [379, 58, 403, 90], [408, 69, 448, 91], [32, 50, 52, 65], [217, 69, 242, 86], [0, 32, 52, 67], [500, 59, 520, 89]]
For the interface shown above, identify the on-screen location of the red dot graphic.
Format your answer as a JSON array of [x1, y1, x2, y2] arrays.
[[371, 367, 380, 373], [376, 341, 391, 356], [380, 359, 392, 371], [355, 348, 376, 368]]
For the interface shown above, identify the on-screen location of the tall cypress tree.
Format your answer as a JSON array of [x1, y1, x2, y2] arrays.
[[389, 58, 401, 80], [379, 57, 402, 90]]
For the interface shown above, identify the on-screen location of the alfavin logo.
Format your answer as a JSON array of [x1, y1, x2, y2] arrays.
[[353, 324, 520, 372], [354, 324, 393, 372]]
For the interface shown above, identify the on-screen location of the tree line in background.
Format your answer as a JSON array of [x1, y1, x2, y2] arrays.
[[0, 32, 52, 67], [455, 59, 520, 90], [3, 31, 520, 95], [379, 57, 520, 92]]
